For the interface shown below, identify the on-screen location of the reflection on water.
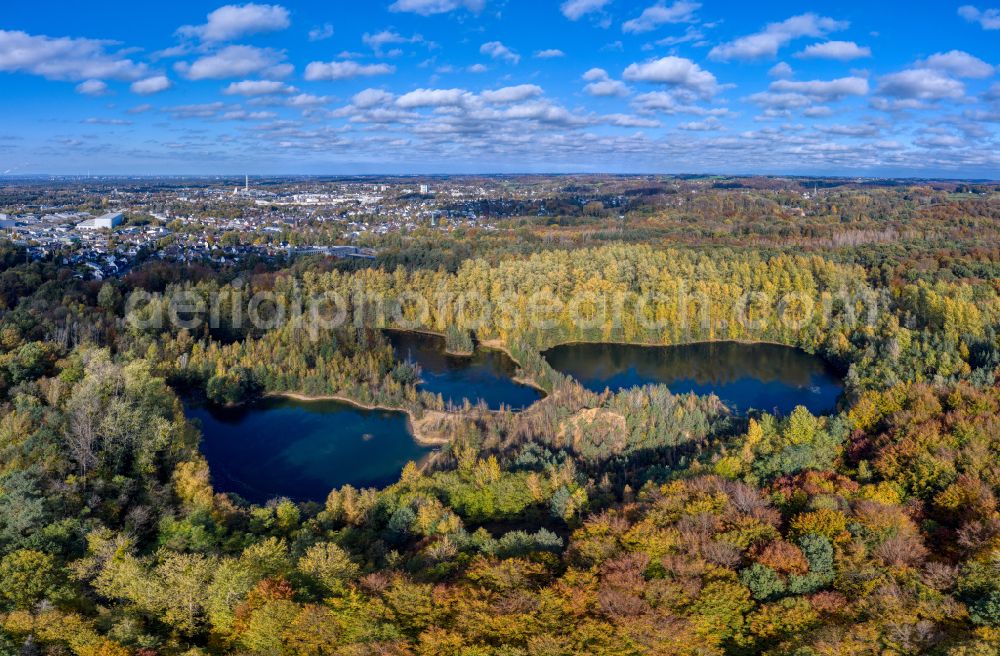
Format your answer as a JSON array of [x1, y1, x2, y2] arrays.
[[190, 397, 430, 504], [386, 330, 542, 410], [543, 341, 843, 415]]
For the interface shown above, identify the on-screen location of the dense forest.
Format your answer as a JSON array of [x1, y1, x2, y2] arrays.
[[1, 183, 1000, 655]]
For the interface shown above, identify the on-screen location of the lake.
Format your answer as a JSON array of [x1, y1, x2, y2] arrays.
[[386, 330, 542, 410], [543, 341, 843, 415], [190, 397, 431, 504]]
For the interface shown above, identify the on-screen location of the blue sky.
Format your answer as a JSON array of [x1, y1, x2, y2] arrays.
[[1, 1, 998, 176]]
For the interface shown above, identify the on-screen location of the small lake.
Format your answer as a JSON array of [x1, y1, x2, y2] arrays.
[[543, 341, 843, 415], [190, 397, 430, 504], [386, 330, 542, 410]]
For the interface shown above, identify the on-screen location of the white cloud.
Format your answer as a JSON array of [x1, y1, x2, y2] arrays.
[[622, 1, 701, 34], [177, 46, 290, 80], [352, 88, 395, 107], [223, 79, 294, 95], [76, 79, 109, 95], [920, 50, 995, 79], [480, 41, 520, 64], [803, 106, 834, 117], [131, 75, 172, 95], [958, 5, 1000, 29], [797, 41, 871, 61], [560, 0, 612, 20], [0, 29, 147, 81], [587, 80, 630, 97], [746, 91, 813, 109], [501, 101, 584, 126], [535, 49, 566, 59], [177, 3, 290, 42], [396, 88, 472, 108], [220, 109, 276, 121], [304, 60, 395, 81], [481, 84, 543, 103], [389, 0, 484, 15], [605, 113, 660, 127], [582, 69, 629, 97], [877, 68, 966, 100], [282, 93, 330, 107], [163, 102, 227, 119], [679, 118, 721, 131], [363, 30, 424, 57], [309, 24, 334, 42], [83, 117, 131, 126], [622, 56, 718, 98], [709, 13, 848, 61], [467, 63, 488, 73], [816, 123, 880, 137], [769, 62, 793, 78], [770, 76, 869, 100]]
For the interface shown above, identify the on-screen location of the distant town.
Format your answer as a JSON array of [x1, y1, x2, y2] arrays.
[[0, 174, 995, 280]]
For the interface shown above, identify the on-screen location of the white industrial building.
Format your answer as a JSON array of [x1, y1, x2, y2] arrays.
[[76, 211, 124, 230]]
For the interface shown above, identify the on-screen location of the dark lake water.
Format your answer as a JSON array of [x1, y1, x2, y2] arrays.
[[386, 330, 542, 410], [190, 397, 430, 504], [543, 341, 843, 415]]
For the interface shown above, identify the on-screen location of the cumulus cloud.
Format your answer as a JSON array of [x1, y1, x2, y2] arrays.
[[622, 1, 701, 34], [746, 91, 813, 110], [281, 93, 330, 107], [769, 62, 794, 78], [500, 101, 584, 126], [223, 79, 294, 95], [480, 41, 520, 64], [76, 79, 109, 95], [396, 88, 472, 108], [177, 3, 290, 42], [679, 118, 721, 131], [919, 50, 995, 78], [163, 101, 228, 119], [363, 30, 425, 57], [176, 45, 290, 80], [220, 109, 276, 121], [389, 0, 484, 15], [622, 56, 719, 98], [560, 0, 612, 21], [82, 117, 131, 126], [304, 60, 395, 81], [582, 68, 630, 97], [797, 41, 871, 61], [480, 84, 543, 103], [877, 68, 966, 100], [308, 24, 334, 41], [535, 49, 566, 58], [352, 88, 395, 107], [0, 29, 147, 81], [769, 76, 870, 100], [818, 123, 881, 137], [604, 113, 660, 127], [709, 13, 848, 61], [130, 75, 172, 95], [958, 5, 1000, 29]]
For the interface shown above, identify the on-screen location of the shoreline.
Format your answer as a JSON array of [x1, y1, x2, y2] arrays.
[[386, 327, 549, 394], [384, 326, 473, 357], [476, 337, 549, 394], [267, 392, 452, 447], [535, 337, 810, 352]]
